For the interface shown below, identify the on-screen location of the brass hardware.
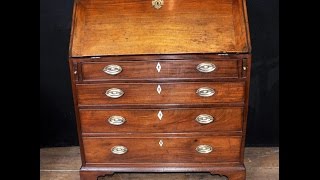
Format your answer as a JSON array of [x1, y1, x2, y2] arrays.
[[195, 114, 214, 124], [73, 62, 79, 81], [243, 58, 248, 71], [111, 146, 128, 155], [196, 87, 215, 97], [152, 0, 164, 9], [197, 62, 216, 73], [196, 145, 213, 154], [103, 64, 122, 75], [108, 116, 126, 125], [105, 88, 124, 98]]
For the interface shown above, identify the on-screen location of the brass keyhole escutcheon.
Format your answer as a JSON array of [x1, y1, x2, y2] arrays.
[[152, 0, 164, 9]]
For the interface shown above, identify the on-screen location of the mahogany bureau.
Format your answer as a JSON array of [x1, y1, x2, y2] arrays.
[[69, 0, 252, 179]]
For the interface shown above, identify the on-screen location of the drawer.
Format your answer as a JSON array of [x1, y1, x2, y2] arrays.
[[76, 82, 245, 105], [83, 136, 241, 164], [81, 60, 240, 81], [80, 108, 243, 133]]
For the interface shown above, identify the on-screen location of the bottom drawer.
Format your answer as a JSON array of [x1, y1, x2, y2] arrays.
[[83, 136, 241, 164]]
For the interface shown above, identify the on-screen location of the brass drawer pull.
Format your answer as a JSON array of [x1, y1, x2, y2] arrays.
[[195, 114, 214, 124], [105, 88, 124, 98], [196, 87, 215, 97], [196, 145, 213, 154], [111, 146, 128, 155], [197, 62, 216, 73], [152, 0, 164, 9], [103, 64, 122, 75], [108, 116, 126, 125]]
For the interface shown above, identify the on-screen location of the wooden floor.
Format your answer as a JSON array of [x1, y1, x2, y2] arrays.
[[40, 147, 278, 180]]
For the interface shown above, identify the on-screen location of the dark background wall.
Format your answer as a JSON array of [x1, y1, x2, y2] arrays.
[[40, 0, 279, 147]]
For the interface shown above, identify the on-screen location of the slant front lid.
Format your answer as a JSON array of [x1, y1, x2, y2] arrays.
[[70, 0, 251, 57]]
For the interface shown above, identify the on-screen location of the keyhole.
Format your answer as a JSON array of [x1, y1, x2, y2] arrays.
[[152, 0, 163, 9]]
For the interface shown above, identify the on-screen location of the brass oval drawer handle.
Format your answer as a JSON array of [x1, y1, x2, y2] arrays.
[[195, 114, 214, 124], [196, 145, 213, 154], [103, 64, 122, 75], [197, 62, 216, 73], [105, 88, 124, 98], [152, 0, 164, 9], [196, 87, 215, 97], [111, 146, 128, 155], [108, 116, 126, 125]]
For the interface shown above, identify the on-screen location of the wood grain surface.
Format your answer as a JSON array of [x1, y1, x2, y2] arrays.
[[79, 107, 243, 133], [76, 82, 245, 105], [83, 136, 241, 164], [81, 59, 240, 81], [70, 0, 250, 56]]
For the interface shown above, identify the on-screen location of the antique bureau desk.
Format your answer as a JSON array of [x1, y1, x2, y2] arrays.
[[69, 0, 251, 179]]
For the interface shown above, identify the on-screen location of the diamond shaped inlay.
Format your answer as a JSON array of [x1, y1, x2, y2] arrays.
[[156, 62, 161, 72], [159, 140, 164, 147], [157, 85, 162, 94], [157, 110, 163, 120]]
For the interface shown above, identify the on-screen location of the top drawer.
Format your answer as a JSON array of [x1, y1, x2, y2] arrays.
[[80, 59, 240, 81]]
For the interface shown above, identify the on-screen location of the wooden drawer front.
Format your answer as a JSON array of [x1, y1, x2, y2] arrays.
[[80, 108, 243, 133], [76, 82, 245, 105], [81, 60, 239, 81], [83, 136, 241, 164]]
